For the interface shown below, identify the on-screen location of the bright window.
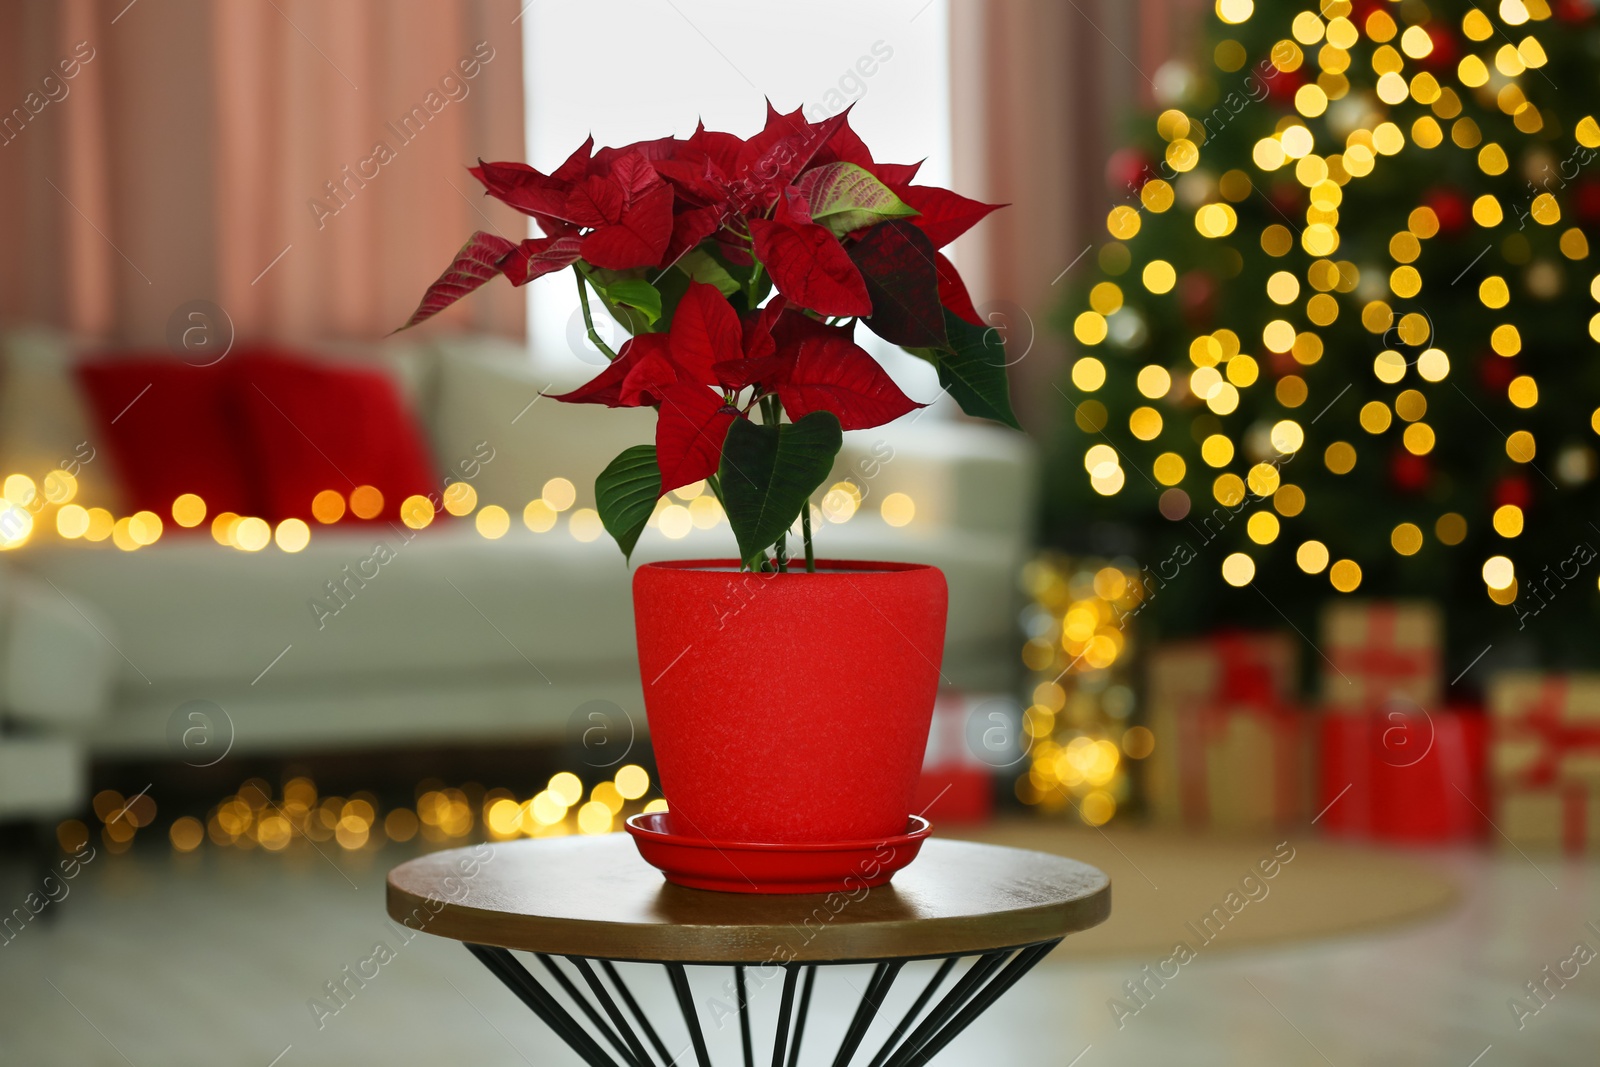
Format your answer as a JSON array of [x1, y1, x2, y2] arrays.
[[521, 0, 952, 406]]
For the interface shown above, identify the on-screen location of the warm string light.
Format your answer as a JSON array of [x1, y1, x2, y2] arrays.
[[1067, 0, 1589, 611], [641, 478, 915, 540], [58, 766, 665, 857], [9, 470, 861, 549], [1015, 554, 1153, 827]]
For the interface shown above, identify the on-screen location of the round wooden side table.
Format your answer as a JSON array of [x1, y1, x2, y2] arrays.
[[387, 835, 1110, 1067]]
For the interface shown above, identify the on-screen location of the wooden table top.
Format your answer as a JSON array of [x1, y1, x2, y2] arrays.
[[386, 836, 1110, 963]]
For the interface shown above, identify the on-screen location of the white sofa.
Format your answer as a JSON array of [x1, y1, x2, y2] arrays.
[[0, 563, 114, 825], [0, 332, 1036, 766]]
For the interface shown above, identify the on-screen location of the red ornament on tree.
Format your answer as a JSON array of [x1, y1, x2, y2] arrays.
[[1391, 449, 1430, 493], [1106, 147, 1153, 197], [1425, 187, 1471, 238], [1574, 179, 1600, 227], [1269, 181, 1305, 218], [1480, 351, 1518, 392], [1268, 350, 1300, 378], [1554, 0, 1595, 24], [1493, 474, 1532, 511], [1178, 270, 1217, 326], [1417, 23, 1460, 72], [1265, 66, 1306, 105]]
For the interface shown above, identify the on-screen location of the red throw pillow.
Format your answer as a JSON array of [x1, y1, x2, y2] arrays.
[[230, 347, 437, 523], [75, 356, 258, 516]]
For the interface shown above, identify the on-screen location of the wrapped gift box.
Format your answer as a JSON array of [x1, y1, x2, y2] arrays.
[[1320, 600, 1443, 713], [1147, 631, 1298, 712], [915, 692, 1006, 824], [1498, 788, 1600, 852], [1488, 673, 1600, 852], [1145, 632, 1310, 832], [1316, 706, 1487, 842]]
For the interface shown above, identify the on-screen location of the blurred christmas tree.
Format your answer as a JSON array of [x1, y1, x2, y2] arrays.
[[1045, 0, 1600, 673]]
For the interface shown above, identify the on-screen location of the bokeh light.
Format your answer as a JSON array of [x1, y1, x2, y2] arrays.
[[311, 490, 346, 523], [274, 518, 311, 553], [475, 505, 511, 539], [172, 494, 206, 528]]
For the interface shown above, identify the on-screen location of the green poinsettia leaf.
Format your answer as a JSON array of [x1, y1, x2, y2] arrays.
[[797, 161, 919, 238], [675, 248, 741, 297], [917, 308, 1020, 429], [595, 445, 662, 561], [722, 254, 773, 314], [595, 278, 662, 328], [719, 411, 843, 568], [650, 266, 689, 331]]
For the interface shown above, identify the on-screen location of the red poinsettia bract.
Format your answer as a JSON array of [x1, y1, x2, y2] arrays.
[[398, 104, 1016, 567], [552, 282, 918, 493], [402, 104, 1000, 330]]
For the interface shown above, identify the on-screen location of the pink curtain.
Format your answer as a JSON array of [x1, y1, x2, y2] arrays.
[[948, 0, 1207, 432], [0, 0, 527, 346]]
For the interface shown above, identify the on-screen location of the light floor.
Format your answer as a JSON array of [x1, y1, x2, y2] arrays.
[[1, 838, 1597, 1066]]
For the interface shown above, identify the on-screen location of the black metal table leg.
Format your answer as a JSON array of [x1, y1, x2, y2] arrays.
[[889, 941, 1061, 1067], [832, 961, 904, 1066], [573, 957, 656, 1067], [768, 964, 801, 1067], [668, 962, 714, 1067], [464, 940, 1059, 1067], [786, 966, 817, 1067], [877, 949, 1010, 1066], [465, 944, 625, 1067], [601, 960, 677, 1067], [736, 965, 755, 1067], [866, 957, 958, 1067], [538, 953, 645, 1065]]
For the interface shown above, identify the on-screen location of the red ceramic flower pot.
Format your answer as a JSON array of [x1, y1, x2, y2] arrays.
[[633, 559, 948, 846]]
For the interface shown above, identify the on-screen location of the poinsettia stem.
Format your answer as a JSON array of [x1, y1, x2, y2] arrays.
[[573, 269, 618, 361], [801, 496, 815, 573], [758, 393, 789, 571], [747, 261, 765, 308]]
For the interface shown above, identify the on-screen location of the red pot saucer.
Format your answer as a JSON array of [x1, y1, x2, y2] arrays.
[[624, 812, 932, 895]]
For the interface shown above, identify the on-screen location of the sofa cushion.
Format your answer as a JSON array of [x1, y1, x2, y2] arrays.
[[76, 354, 258, 516], [427, 338, 657, 510], [310, 338, 438, 417], [20, 527, 637, 689], [835, 420, 1035, 537], [232, 347, 439, 523], [18, 516, 1021, 693]]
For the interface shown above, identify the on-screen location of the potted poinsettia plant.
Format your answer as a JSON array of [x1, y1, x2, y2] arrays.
[[403, 105, 1016, 889]]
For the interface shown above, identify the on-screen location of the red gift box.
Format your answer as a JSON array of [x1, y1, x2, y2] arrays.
[[915, 693, 1000, 824], [1316, 705, 1487, 842], [912, 769, 992, 824], [1489, 674, 1600, 853], [1145, 632, 1309, 831]]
